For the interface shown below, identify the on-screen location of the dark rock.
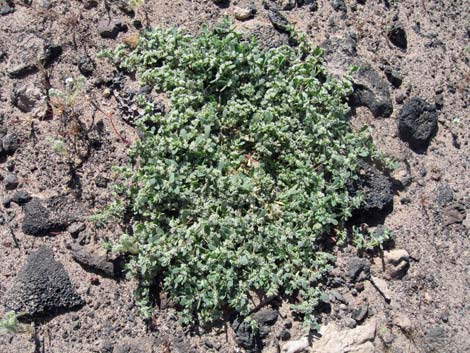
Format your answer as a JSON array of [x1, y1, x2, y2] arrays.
[[398, 97, 438, 151], [83, 0, 98, 9], [326, 39, 402, 119], [268, 10, 289, 32], [98, 20, 127, 39], [234, 308, 278, 352], [3, 246, 84, 318], [2, 195, 11, 207], [296, 0, 318, 11], [348, 160, 393, 219], [0, 50, 5, 62], [329, 289, 346, 303], [12, 190, 32, 205], [2, 133, 18, 154], [321, 38, 392, 118], [42, 43, 63, 66], [388, 22, 407, 50], [384, 67, 402, 88], [95, 175, 109, 188], [5, 172, 19, 190], [22, 198, 53, 236], [331, 0, 346, 13], [0, 0, 14, 16], [443, 203, 466, 226], [70, 244, 118, 278], [357, 0, 366, 3], [345, 257, 370, 282], [350, 63, 393, 118], [434, 183, 454, 206], [279, 328, 291, 341], [78, 56, 95, 77]]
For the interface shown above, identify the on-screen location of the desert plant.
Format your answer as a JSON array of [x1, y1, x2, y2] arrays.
[[0, 311, 19, 334], [101, 19, 388, 329]]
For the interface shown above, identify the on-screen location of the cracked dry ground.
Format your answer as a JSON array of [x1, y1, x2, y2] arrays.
[[0, 0, 469, 353]]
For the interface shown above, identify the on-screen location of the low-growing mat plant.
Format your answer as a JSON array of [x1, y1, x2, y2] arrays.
[[100, 20, 390, 329]]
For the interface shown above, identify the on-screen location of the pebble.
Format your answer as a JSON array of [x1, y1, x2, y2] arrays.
[[11, 190, 31, 205], [234, 5, 256, 21], [2, 134, 18, 154], [388, 21, 408, 49], [5, 173, 19, 190], [2, 195, 11, 207]]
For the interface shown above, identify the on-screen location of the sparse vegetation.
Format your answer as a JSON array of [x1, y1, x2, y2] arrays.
[[0, 311, 19, 334], [101, 20, 388, 329]]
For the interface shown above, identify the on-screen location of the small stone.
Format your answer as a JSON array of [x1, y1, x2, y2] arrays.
[[354, 282, 365, 292], [393, 313, 412, 332], [98, 20, 127, 39], [278, 0, 296, 11], [346, 257, 371, 282], [344, 317, 357, 329], [371, 276, 391, 302], [2, 134, 18, 154], [331, 0, 347, 13], [391, 167, 412, 189], [395, 91, 407, 104], [383, 249, 410, 279], [78, 56, 95, 77], [349, 62, 393, 118], [5, 173, 18, 190], [95, 175, 109, 188], [67, 222, 86, 237], [103, 88, 112, 98], [384, 67, 402, 88], [0, 0, 14, 16], [440, 313, 449, 323], [22, 198, 53, 236], [435, 93, 444, 109], [3, 246, 84, 318], [83, 0, 98, 9], [351, 302, 369, 322], [2, 195, 11, 207], [388, 22, 407, 50], [11, 190, 32, 205], [398, 97, 438, 152], [282, 337, 309, 353], [234, 5, 256, 21], [382, 331, 394, 345], [11, 84, 48, 119], [234, 308, 278, 351], [329, 289, 346, 303], [70, 244, 117, 277], [443, 203, 466, 226], [279, 328, 291, 341], [268, 10, 289, 32]]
